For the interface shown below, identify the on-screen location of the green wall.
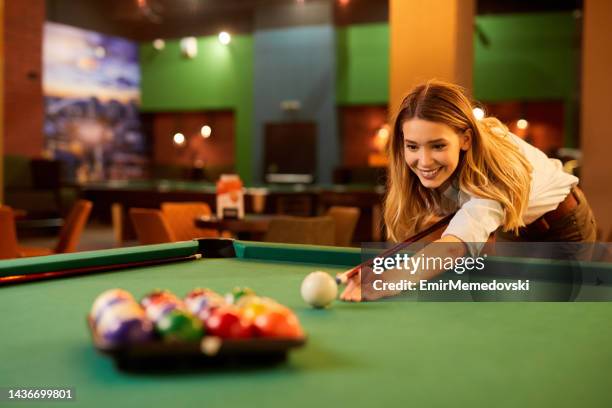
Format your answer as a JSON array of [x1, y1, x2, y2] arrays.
[[336, 23, 389, 105], [140, 36, 254, 183], [474, 12, 580, 146], [139, 13, 580, 178], [334, 15, 580, 146]]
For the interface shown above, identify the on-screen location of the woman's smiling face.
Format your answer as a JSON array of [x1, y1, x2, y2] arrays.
[[402, 119, 470, 189]]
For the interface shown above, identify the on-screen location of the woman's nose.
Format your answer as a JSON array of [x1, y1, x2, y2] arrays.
[[419, 149, 433, 167]]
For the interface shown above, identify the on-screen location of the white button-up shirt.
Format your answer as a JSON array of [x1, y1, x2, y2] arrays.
[[441, 133, 579, 255]]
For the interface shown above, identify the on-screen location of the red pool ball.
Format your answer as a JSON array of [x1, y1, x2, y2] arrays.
[[205, 307, 253, 339]]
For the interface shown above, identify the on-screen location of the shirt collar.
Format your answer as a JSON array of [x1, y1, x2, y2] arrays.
[[441, 176, 460, 202]]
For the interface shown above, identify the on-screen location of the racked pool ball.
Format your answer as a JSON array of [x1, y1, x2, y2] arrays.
[[143, 299, 185, 324], [141, 290, 186, 324], [300, 271, 338, 308], [206, 306, 253, 339], [253, 310, 304, 338], [96, 302, 153, 346], [184, 288, 226, 319], [226, 287, 256, 304], [141, 289, 181, 309], [90, 288, 135, 325], [156, 310, 204, 342]]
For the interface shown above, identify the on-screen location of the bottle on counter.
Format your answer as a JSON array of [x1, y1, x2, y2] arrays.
[[216, 174, 244, 219]]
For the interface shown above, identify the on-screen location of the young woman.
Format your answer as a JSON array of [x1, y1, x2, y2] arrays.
[[339, 80, 597, 301]]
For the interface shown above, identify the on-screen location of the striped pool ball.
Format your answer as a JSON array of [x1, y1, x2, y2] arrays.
[[185, 288, 226, 318], [140, 289, 181, 309], [90, 289, 135, 326], [140, 290, 186, 324], [96, 302, 153, 346], [143, 299, 185, 324]]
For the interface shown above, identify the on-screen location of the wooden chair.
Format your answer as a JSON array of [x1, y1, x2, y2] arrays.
[[0, 206, 21, 259], [129, 208, 176, 245], [161, 202, 220, 241], [19, 200, 93, 257], [264, 216, 335, 246], [111, 203, 125, 245], [326, 206, 361, 246], [55, 200, 93, 253]]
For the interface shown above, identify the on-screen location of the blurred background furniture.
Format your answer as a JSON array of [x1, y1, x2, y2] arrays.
[[161, 202, 220, 240], [83, 181, 382, 243], [326, 206, 361, 247], [1, 200, 92, 258], [0, 207, 21, 259], [194, 214, 273, 241], [18, 200, 93, 256], [263, 216, 335, 246], [129, 208, 176, 245], [3, 155, 79, 237]]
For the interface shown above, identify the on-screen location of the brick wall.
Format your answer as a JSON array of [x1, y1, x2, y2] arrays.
[[3, 0, 45, 157]]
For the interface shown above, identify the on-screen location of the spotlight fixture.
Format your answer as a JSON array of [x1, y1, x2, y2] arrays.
[[517, 119, 528, 130]]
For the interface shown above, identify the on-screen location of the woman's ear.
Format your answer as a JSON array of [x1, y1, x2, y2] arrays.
[[461, 129, 472, 151]]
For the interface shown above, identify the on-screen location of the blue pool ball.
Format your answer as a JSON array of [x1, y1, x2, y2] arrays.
[[96, 303, 153, 346]]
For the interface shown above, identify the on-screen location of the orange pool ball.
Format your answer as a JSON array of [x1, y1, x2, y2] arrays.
[[253, 310, 304, 338]]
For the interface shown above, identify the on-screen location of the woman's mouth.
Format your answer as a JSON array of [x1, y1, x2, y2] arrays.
[[418, 167, 442, 180]]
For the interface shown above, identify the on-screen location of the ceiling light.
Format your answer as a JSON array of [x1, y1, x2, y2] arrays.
[[218, 32, 231, 45], [173, 133, 186, 145], [153, 39, 165, 51], [472, 107, 484, 121], [201, 125, 212, 138], [180, 37, 198, 59]]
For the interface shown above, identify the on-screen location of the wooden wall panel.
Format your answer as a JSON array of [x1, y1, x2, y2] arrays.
[[150, 111, 235, 168], [338, 105, 388, 167]]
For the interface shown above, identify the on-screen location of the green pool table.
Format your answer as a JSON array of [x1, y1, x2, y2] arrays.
[[1, 240, 612, 408]]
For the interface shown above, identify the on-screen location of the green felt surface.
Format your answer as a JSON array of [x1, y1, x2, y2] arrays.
[[1, 243, 612, 408]]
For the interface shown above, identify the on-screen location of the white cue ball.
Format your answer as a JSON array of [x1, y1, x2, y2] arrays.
[[301, 271, 338, 308]]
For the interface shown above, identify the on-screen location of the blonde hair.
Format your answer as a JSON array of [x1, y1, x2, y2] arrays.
[[384, 80, 532, 241]]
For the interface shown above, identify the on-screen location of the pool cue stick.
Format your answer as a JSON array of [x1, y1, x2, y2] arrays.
[[336, 213, 456, 285], [0, 253, 202, 286]]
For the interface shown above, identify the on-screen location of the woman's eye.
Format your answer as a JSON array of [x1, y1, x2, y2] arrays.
[[433, 144, 446, 150], [405, 145, 418, 151]]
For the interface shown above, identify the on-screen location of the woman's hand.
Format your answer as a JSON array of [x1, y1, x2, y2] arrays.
[[337, 266, 404, 302], [337, 236, 467, 302], [337, 268, 362, 302]]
